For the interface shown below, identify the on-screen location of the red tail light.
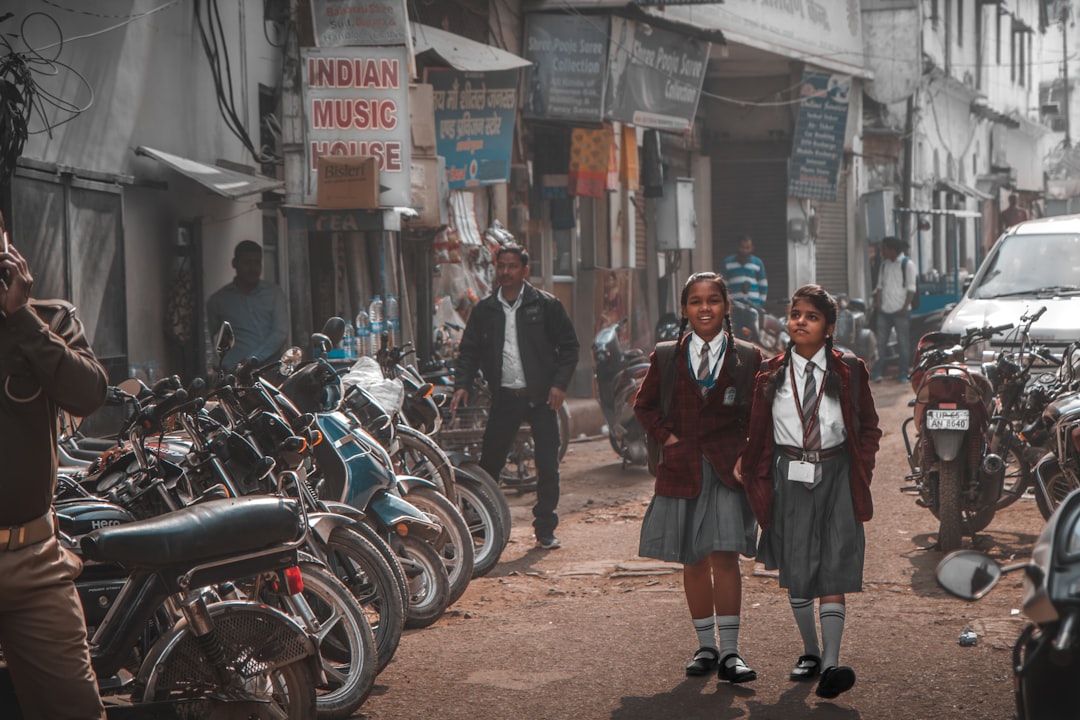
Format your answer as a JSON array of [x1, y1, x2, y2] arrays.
[[284, 566, 304, 595]]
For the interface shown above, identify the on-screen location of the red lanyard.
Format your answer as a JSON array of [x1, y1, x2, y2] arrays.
[[789, 357, 826, 450]]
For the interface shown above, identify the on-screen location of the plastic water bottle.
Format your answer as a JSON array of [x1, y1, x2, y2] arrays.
[[341, 322, 357, 360], [355, 308, 371, 359], [368, 296, 385, 355], [386, 293, 400, 348]]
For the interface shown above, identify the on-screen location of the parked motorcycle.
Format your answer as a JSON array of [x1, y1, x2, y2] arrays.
[[833, 293, 878, 370], [1, 495, 319, 719], [1025, 341, 1080, 519], [901, 324, 1013, 552], [593, 319, 649, 467], [729, 297, 788, 358], [936, 486, 1080, 720]]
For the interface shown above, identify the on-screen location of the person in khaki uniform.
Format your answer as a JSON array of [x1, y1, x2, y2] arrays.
[[0, 213, 107, 720]]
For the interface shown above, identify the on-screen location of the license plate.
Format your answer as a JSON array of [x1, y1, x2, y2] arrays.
[[926, 409, 970, 430]]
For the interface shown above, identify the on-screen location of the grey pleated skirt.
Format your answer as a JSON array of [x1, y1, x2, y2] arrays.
[[757, 449, 865, 598], [638, 456, 758, 565]]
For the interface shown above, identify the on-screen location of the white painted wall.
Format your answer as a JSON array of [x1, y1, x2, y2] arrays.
[[8, 0, 282, 372]]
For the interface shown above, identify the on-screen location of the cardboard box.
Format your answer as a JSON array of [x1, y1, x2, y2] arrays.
[[317, 155, 379, 209]]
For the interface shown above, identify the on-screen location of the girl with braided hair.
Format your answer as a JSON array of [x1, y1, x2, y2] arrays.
[[633, 272, 762, 683], [742, 284, 881, 700]]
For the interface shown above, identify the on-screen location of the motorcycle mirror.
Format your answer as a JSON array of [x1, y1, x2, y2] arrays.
[[215, 322, 235, 356], [935, 549, 1002, 601], [279, 346, 303, 376], [117, 377, 145, 397], [321, 317, 346, 346], [311, 333, 333, 359]]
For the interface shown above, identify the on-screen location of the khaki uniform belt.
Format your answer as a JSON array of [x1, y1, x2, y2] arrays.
[[0, 511, 56, 551]]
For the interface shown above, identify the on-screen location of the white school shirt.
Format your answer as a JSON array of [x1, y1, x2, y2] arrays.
[[772, 347, 846, 450], [498, 289, 526, 389], [688, 332, 727, 382]]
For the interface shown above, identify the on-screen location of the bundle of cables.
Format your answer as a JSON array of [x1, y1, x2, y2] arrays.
[[0, 17, 32, 182]]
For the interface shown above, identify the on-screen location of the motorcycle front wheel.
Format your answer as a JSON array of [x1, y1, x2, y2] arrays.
[[401, 486, 475, 607], [453, 467, 509, 577], [400, 535, 451, 629], [988, 423, 1032, 511], [1035, 461, 1080, 520]]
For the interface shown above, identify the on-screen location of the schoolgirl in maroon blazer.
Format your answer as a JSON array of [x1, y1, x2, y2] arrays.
[[634, 272, 762, 684], [741, 284, 881, 700]]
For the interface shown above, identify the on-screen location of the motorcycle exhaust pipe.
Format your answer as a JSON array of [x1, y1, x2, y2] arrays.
[[976, 453, 1005, 506]]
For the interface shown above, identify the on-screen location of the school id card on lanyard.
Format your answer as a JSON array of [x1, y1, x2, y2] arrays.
[[787, 359, 825, 485]]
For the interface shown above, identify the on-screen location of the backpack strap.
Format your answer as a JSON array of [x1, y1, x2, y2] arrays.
[[731, 340, 759, 419], [653, 341, 679, 421], [840, 352, 861, 429]]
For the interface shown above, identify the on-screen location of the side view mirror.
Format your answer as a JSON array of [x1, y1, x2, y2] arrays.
[[311, 333, 333, 360], [215, 322, 235, 357], [935, 549, 1003, 601], [279, 346, 303, 376]]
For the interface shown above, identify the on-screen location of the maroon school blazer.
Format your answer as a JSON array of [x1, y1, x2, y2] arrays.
[[633, 334, 761, 499], [741, 349, 882, 530]]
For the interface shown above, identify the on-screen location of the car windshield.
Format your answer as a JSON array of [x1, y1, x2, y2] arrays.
[[971, 233, 1080, 299]]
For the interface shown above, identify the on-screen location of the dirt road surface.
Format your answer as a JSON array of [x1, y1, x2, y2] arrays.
[[357, 381, 1042, 720]]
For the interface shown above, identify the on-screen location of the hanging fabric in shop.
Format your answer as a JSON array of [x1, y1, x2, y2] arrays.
[[620, 124, 639, 191], [606, 129, 619, 191], [568, 125, 613, 198], [541, 174, 569, 199], [535, 125, 570, 198], [450, 190, 483, 246]]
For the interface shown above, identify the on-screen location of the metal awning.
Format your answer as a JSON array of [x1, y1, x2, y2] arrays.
[[135, 146, 283, 199], [936, 179, 993, 201], [411, 23, 531, 72]]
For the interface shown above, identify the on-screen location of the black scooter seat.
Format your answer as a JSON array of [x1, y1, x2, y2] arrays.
[[80, 497, 303, 569]]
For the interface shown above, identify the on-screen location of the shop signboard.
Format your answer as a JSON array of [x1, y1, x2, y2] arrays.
[[604, 17, 709, 133], [787, 70, 851, 201], [301, 46, 411, 207], [522, 13, 609, 123], [426, 67, 518, 189], [310, 0, 409, 47]]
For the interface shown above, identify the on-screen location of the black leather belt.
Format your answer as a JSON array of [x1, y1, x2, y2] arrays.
[[0, 511, 55, 551], [777, 444, 847, 463], [500, 387, 530, 398]]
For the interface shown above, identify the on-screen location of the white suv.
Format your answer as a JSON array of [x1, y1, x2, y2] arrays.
[[941, 214, 1080, 360]]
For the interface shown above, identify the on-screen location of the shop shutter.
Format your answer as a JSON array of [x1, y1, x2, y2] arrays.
[[814, 170, 849, 296], [712, 159, 788, 309]]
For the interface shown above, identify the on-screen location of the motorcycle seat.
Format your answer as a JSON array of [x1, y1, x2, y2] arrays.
[[80, 496, 304, 569]]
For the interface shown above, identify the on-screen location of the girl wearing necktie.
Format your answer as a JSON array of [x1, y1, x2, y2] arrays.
[[741, 285, 882, 700], [634, 272, 762, 684]]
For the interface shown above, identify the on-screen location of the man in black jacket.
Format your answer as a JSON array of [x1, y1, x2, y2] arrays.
[[450, 245, 579, 549], [0, 215, 108, 719]]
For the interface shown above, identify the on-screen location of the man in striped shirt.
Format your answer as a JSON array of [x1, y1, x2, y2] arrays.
[[722, 235, 768, 307]]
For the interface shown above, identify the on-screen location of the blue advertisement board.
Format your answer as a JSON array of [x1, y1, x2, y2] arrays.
[[788, 70, 851, 201], [426, 67, 518, 189]]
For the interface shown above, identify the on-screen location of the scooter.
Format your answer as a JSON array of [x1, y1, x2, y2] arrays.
[[936, 486, 1080, 720], [593, 319, 649, 467], [901, 324, 1013, 552]]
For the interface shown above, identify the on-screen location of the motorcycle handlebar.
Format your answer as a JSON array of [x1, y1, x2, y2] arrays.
[[965, 323, 1014, 342]]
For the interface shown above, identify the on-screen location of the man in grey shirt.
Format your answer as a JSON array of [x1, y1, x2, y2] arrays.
[[207, 240, 288, 368]]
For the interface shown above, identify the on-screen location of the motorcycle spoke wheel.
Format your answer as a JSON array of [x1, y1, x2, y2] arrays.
[[393, 425, 457, 503], [457, 462, 512, 546], [989, 430, 1031, 512], [1035, 462, 1080, 521]]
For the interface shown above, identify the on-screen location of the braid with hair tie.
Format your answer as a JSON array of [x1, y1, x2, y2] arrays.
[[765, 339, 797, 399]]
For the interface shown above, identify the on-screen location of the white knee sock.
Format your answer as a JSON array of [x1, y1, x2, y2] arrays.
[[819, 602, 846, 668], [716, 615, 741, 658], [692, 616, 717, 651], [789, 596, 821, 657]]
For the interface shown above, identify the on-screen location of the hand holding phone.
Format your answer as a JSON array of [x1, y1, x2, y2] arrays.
[[0, 231, 10, 287]]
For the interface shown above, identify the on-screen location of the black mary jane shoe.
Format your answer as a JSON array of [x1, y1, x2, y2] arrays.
[[789, 654, 822, 681], [717, 653, 758, 684], [815, 665, 856, 699], [685, 647, 719, 676]]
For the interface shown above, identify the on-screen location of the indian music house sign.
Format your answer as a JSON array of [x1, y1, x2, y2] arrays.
[[301, 46, 411, 207]]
